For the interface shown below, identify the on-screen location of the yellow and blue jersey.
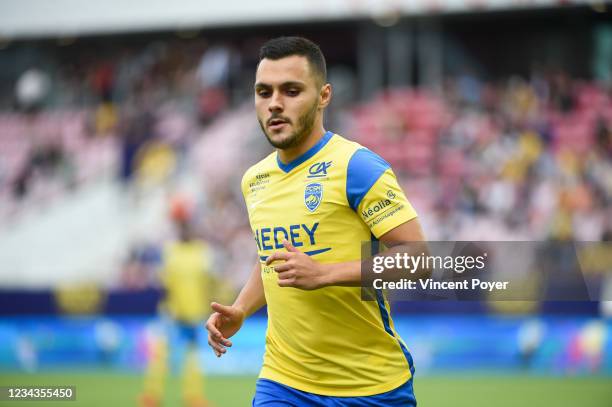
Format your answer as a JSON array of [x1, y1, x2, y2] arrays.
[[241, 131, 418, 396]]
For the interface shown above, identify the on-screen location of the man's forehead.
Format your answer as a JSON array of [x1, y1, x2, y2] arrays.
[[256, 55, 314, 85]]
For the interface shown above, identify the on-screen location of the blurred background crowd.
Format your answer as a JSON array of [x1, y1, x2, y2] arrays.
[[0, 1, 611, 402], [1, 12, 611, 291]]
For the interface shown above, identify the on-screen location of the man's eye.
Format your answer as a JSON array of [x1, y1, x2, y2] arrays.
[[286, 89, 300, 96], [257, 90, 271, 97]]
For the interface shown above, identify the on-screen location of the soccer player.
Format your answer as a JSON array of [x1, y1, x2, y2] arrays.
[[206, 37, 426, 406], [141, 198, 213, 407]]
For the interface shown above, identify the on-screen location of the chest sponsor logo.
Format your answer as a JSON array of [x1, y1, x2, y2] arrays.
[[304, 182, 323, 212], [254, 222, 331, 263], [307, 161, 332, 178], [255, 223, 318, 251]]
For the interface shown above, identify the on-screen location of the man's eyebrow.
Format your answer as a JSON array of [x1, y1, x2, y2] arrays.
[[279, 81, 306, 88], [254, 81, 306, 89]]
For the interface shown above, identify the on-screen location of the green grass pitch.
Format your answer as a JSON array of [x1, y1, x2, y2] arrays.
[[0, 373, 610, 406]]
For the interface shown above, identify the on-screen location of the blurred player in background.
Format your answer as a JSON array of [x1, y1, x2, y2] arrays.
[[140, 196, 213, 407], [206, 37, 427, 406]]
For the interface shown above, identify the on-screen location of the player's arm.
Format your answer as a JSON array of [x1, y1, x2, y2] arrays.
[[232, 260, 267, 317], [321, 217, 429, 286], [266, 217, 429, 289], [205, 261, 266, 357]]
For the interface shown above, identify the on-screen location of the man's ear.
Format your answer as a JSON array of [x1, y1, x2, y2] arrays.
[[319, 83, 332, 108]]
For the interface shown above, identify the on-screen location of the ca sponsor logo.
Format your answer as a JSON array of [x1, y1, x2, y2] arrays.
[[308, 161, 332, 178]]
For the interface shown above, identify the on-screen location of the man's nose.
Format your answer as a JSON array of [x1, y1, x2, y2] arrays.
[[268, 91, 283, 112]]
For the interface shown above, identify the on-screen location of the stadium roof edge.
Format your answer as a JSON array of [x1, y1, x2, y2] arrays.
[[0, 0, 600, 39]]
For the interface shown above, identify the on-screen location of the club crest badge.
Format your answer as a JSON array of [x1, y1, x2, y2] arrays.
[[304, 182, 323, 212]]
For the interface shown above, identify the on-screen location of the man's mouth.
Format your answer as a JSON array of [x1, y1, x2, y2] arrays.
[[268, 118, 289, 130]]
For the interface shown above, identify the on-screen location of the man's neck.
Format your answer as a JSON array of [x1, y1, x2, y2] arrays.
[[277, 126, 326, 164]]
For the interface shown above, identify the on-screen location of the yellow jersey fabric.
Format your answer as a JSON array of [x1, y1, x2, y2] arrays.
[[161, 240, 212, 324], [241, 131, 418, 396]]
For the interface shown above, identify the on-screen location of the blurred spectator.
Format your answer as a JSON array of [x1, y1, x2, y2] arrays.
[[15, 68, 50, 113], [91, 61, 115, 102], [118, 106, 155, 185], [12, 133, 75, 200], [196, 44, 234, 124]]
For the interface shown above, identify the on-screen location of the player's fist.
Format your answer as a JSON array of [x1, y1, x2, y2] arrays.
[[205, 302, 245, 357]]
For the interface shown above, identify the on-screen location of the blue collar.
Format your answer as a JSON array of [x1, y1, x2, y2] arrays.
[[276, 131, 334, 173]]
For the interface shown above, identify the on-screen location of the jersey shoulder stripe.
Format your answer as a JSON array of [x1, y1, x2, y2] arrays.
[[346, 148, 392, 210]]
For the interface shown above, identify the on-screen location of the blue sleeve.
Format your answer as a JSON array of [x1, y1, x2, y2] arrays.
[[346, 148, 391, 210]]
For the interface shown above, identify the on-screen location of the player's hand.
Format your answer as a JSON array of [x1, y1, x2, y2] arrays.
[[265, 240, 329, 290], [205, 302, 245, 357]]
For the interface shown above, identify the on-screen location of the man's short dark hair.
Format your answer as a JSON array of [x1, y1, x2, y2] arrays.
[[259, 36, 327, 85]]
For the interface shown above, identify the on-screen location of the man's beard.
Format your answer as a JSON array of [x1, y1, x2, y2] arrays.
[[259, 99, 319, 150]]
